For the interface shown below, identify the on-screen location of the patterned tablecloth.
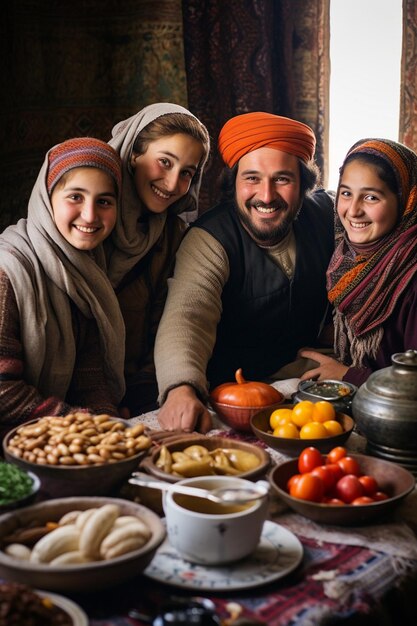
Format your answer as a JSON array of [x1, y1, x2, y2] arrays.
[[69, 532, 417, 626], [65, 385, 417, 626]]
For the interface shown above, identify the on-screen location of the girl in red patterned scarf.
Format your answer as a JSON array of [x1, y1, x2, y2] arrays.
[[300, 138, 417, 386]]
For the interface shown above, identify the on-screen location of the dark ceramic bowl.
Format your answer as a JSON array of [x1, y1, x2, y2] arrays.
[[209, 399, 284, 432], [250, 404, 354, 455], [294, 379, 357, 416], [269, 453, 415, 526], [0, 469, 41, 513]]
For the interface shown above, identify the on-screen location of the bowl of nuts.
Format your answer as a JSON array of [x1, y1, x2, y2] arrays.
[[2, 414, 152, 497], [0, 496, 165, 592]]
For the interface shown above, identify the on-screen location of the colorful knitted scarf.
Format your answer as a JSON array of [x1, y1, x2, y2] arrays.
[[327, 138, 417, 367]]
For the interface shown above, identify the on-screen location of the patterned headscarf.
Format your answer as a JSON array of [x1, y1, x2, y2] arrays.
[[327, 138, 417, 366], [106, 103, 210, 287], [47, 137, 122, 194]]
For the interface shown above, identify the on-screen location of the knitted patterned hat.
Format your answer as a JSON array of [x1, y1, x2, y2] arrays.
[[47, 137, 122, 194], [218, 112, 316, 168]]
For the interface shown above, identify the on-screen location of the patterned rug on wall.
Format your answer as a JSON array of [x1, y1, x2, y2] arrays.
[[0, 0, 187, 231], [400, 0, 417, 153], [182, 0, 330, 214]]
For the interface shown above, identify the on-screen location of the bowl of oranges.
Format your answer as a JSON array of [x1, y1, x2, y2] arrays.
[[250, 400, 354, 455]]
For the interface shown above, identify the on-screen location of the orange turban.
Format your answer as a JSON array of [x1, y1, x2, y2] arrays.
[[218, 112, 316, 168]]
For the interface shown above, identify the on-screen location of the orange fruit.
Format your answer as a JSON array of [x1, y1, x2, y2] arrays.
[[312, 401, 336, 423], [269, 408, 293, 430], [291, 401, 315, 427], [323, 420, 344, 436], [273, 423, 300, 439], [299, 421, 328, 439]]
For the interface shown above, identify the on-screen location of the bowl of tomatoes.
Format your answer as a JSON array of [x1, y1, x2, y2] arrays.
[[269, 446, 415, 525], [251, 401, 354, 455]]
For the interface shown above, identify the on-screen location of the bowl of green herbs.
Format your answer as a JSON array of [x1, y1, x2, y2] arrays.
[[0, 462, 41, 512]]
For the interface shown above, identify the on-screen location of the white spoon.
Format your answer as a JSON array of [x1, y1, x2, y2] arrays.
[[129, 472, 269, 505]]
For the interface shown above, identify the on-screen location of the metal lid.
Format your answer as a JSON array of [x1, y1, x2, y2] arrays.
[[363, 350, 417, 401], [391, 349, 417, 368]]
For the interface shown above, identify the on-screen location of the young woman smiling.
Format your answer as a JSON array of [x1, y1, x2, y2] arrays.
[[0, 138, 125, 434], [106, 103, 210, 416], [301, 138, 417, 386]]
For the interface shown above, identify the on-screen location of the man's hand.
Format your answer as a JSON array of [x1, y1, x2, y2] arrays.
[[119, 406, 131, 419], [157, 385, 213, 433], [299, 349, 349, 381]]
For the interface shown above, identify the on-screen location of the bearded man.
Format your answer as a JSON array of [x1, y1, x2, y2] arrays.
[[154, 112, 334, 432]]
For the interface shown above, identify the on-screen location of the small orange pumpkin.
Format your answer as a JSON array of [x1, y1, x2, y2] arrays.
[[210, 368, 283, 407]]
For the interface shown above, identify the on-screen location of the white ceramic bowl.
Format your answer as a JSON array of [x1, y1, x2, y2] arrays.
[[0, 496, 166, 592], [38, 590, 88, 626], [163, 475, 269, 565]]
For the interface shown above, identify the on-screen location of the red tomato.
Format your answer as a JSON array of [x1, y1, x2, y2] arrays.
[[325, 462, 344, 484], [324, 497, 345, 506], [351, 496, 375, 505], [373, 491, 389, 501], [290, 473, 325, 502], [326, 446, 347, 465], [298, 447, 324, 474], [337, 456, 361, 476], [287, 473, 302, 493], [335, 474, 364, 503], [358, 475, 379, 496], [311, 465, 337, 493]]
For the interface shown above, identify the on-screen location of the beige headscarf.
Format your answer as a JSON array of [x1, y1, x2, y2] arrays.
[[0, 147, 126, 403], [106, 102, 209, 287]]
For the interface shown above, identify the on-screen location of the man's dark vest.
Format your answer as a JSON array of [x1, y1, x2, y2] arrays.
[[193, 189, 334, 388]]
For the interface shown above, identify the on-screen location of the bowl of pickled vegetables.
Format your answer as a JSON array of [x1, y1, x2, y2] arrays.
[[140, 435, 271, 483]]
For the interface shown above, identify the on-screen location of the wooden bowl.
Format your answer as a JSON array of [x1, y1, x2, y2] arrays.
[[140, 434, 271, 484], [269, 453, 415, 526], [2, 418, 148, 498], [250, 404, 354, 455], [0, 496, 166, 592], [209, 399, 284, 432]]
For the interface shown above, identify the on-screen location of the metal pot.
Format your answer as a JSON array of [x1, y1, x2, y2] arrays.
[[294, 379, 357, 416], [352, 349, 417, 474]]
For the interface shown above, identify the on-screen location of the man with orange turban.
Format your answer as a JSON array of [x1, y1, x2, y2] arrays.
[[155, 112, 334, 432]]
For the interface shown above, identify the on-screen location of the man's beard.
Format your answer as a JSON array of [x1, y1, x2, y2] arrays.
[[236, 198, 300, 245]]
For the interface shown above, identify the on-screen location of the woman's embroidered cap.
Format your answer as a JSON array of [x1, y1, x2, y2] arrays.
[[218, 111, 316, 168], [47, 137, 122, 193]]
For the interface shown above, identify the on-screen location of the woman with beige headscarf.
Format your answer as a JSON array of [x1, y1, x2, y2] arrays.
[[106, 103, 210, 416]]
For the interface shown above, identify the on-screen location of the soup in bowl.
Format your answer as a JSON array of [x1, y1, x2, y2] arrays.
[[163, 475, 269, 565]]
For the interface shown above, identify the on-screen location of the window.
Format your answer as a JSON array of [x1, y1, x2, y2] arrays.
[[328, 0, 402, 190]]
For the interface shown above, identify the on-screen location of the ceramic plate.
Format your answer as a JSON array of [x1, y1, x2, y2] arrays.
[[144, 520, 303, 591], [37, 590, 88, 626]]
